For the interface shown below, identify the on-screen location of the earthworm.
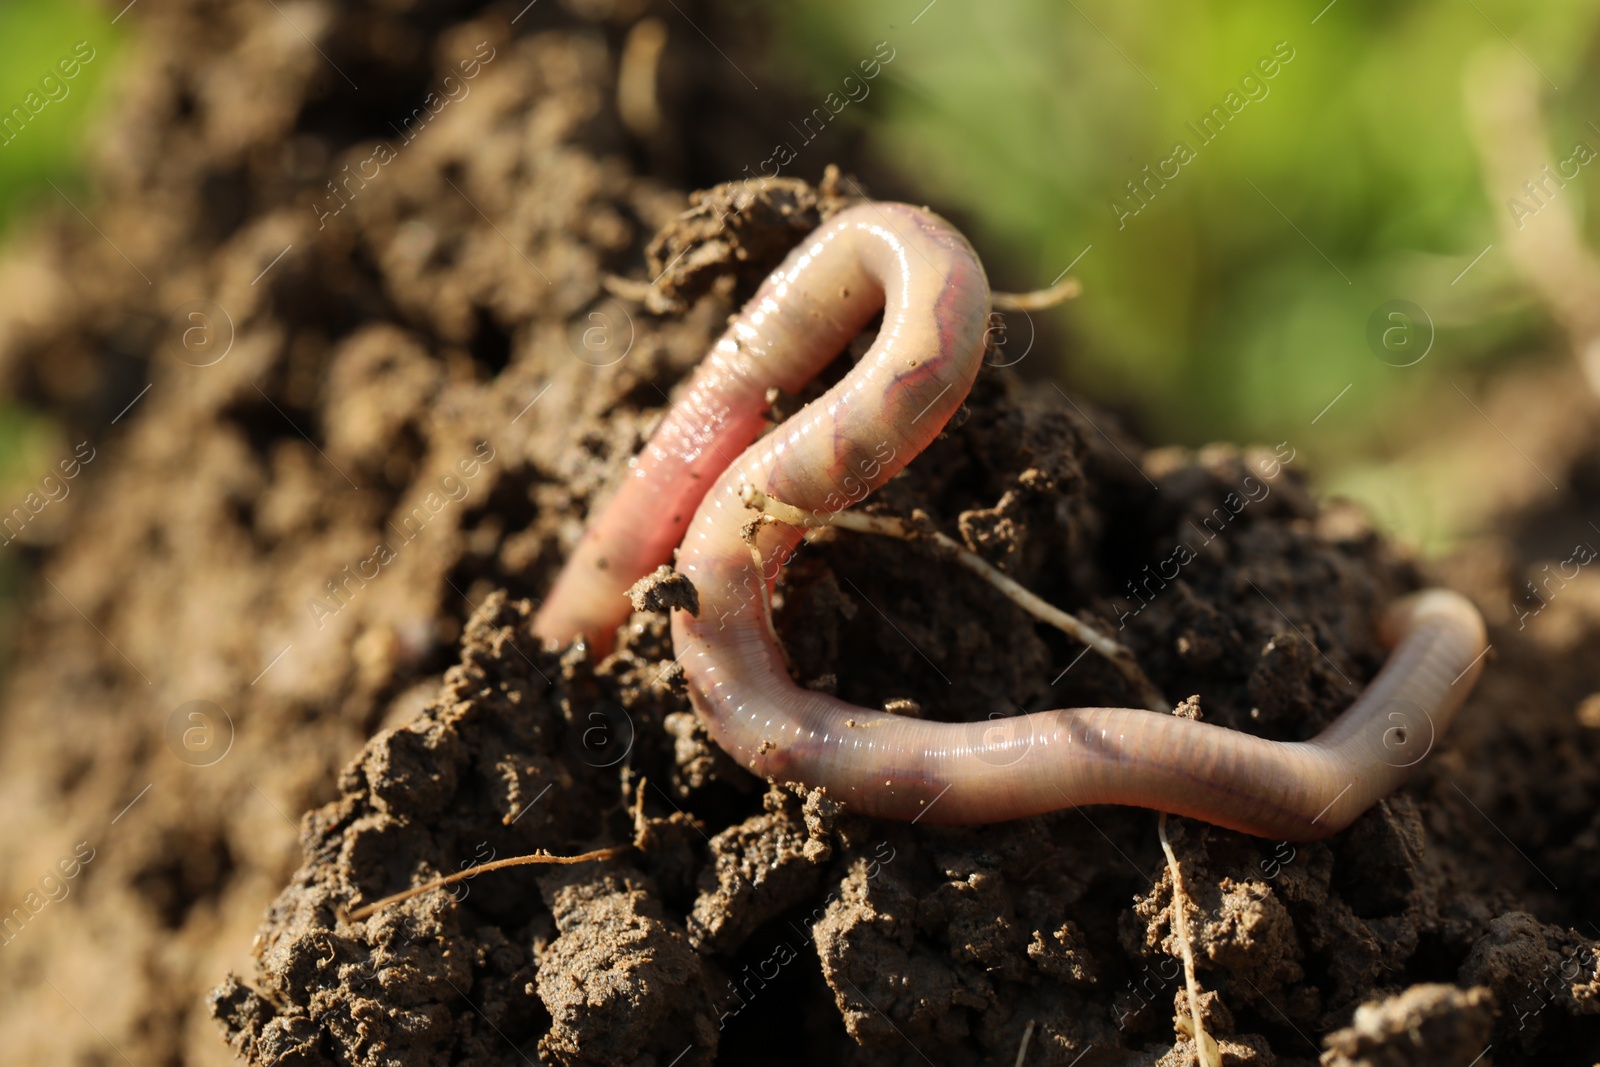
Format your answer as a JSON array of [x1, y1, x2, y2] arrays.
[[534, 201, 1489, 839], [533, 200, 987, 653]]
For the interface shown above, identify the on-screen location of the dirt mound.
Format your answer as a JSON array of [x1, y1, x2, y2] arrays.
[[0, 1, 1596, 1065]]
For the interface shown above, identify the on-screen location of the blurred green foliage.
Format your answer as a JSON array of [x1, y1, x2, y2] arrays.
[[0, 0, 119, 234], [765, 0, 1600, 542], [0, 0, 119, 488]]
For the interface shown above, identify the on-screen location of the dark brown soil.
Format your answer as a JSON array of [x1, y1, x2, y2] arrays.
[[0, 2, 1597, 1066]]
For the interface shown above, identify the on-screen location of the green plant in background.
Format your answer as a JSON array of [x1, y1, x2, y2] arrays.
[[766, 0, 1600, 551], [0, 0, 118, 234], [0, 0, 119, 489]]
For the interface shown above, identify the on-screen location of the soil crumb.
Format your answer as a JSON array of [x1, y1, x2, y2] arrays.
[[628, 564, 701, 617], [1321, 984, 1495, 1067]]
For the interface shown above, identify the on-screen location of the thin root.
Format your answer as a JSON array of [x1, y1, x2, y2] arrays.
[[1158, 813, 1222, 1067], [740, 484, 1169, 713], [344, 844, 630, 922], [991, 277, 1083, 312], [1013, 1018, 1037, 1067], [617, 18, 667, 140]]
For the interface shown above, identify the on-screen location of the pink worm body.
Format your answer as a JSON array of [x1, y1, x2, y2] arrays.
[[533, 202, 1488, 840]]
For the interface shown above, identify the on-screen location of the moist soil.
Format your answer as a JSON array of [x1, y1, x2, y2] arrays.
[[0, 1, 1597, 1065]]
